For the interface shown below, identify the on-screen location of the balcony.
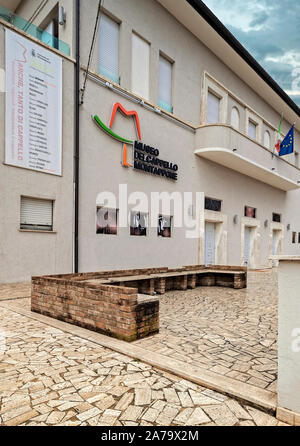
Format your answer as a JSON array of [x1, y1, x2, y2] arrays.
[[195, 124, 300, 191], [0, 5, 70, 56]]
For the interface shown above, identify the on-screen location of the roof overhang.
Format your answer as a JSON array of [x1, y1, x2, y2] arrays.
[[157, 0, 300, 131], [0, 0, 22, 12], [195, 148, 300, 191]]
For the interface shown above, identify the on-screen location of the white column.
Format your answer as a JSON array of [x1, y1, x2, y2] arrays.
[[276, 256, 300, 423]]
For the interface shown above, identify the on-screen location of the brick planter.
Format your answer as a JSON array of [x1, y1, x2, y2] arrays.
[[31, 277, 159, 342], [31, 265, 246, 342]]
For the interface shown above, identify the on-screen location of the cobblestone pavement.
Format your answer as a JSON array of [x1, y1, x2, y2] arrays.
[[0, 284, 31, 301], [0, 298, 283, 426], [135, 270, 278, 394]]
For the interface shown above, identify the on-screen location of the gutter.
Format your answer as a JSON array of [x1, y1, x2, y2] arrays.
[[74, 0, 80, 273], [187, 0, 300, 118]]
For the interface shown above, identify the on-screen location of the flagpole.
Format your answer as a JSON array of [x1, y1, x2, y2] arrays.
[[273, 113, 284, 159]]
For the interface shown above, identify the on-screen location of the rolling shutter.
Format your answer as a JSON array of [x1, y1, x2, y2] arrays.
[[132, 33, 150, 100], [20, 197, 53, 230], [159, 55, 172, 112], [99, 14, 119, 84], [207, 91, 220, 124]]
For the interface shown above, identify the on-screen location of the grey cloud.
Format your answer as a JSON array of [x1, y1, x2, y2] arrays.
[[249, 11, 269, 28], [203, 0, 300, 106]]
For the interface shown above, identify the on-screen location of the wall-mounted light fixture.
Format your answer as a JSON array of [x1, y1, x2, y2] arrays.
[[59, 6, 66, 26], [264, 220, 269, 228], [233, 215, 238, 224], [287, 224, 291, 231]]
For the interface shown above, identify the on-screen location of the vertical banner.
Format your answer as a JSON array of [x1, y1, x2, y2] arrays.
[[5, 29, 62, 175]]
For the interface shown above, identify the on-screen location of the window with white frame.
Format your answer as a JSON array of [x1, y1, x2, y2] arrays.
[[264, 130, 271, 149], [245, 206, 256, 219], [205, 197, 222, 212], [96, 207, 118, 235], [273, 213, 281, 223], [158, 215, 172, 238], [207, 91, 220, 124], [132, 33, 150, 100], [248, 120, 257, 140], [231, 106, 240, 130], [130, 211, 148, 237], [158, 55, 173, 113], [20, 197, 53, 232], [98, 13, 120, 84]]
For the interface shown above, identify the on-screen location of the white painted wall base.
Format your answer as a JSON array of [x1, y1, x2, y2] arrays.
[[277, 257, 300, 414]]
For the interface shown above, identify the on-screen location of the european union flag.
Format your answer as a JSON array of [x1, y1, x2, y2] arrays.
[[279, 125, 294, 156]]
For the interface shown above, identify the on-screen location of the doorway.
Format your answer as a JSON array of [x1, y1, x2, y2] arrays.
[[205, 222, 216, 265], [244, 226, 252, 268]]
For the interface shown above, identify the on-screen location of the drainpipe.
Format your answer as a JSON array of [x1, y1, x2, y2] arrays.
[[74, 0, 80, 273]]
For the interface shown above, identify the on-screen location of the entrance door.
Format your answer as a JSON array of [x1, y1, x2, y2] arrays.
[[272, 230, 277, 255], [272, 230, 280, 267], [205, 222, 216, 265], [244, 227, 251, 268]]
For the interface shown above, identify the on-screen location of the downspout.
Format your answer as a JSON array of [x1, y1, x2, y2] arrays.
[[74, 0, 80, 273]]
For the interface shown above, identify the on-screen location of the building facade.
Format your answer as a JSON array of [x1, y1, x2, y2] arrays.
[[0, 0, 300, 283]]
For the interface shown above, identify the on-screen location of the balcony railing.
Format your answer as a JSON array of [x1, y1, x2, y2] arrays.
[[0, 5, 70, 56], [195, 124, 300, 191]]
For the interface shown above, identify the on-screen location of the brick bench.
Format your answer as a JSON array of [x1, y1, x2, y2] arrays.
[[31, 277, 159, 342], [31, 265, 246, 342]]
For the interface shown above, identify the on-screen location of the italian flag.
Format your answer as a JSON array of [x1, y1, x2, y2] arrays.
[[275, 115, 283, 153]]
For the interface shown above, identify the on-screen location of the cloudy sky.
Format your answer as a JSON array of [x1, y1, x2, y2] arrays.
[[202, 0, 300, 107]]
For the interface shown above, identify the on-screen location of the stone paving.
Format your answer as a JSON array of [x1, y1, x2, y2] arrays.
[[0, 283, 31, 301], [135, 270, 278, 394], [0, 293, 283, 426]]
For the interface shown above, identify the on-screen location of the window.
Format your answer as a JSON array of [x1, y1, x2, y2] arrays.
[[40, 18, 59, 49], [132, 33, 150, 99], [130, 211, 148, 236], [205, 197, 222, 212], [273, 213, 281, 223], [264, 130, 271, 149], [96, 207, 118, 235], [231, 107, 240, 130], [292, 232, 297, 244], [248, 120, 257, 140], [158, 55, 173, 113], [39, 5, 59, 50], [158, 215, 172, 238], [245, 206, 256, 219], [20, 197, 53, 232], [298, 233, 300, 244], [98, 14, 120, 84], [207, 91, 220, 124]]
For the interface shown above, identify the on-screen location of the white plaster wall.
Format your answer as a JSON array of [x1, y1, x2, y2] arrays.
[[0, 25, 75, 283], [278, 259, 300, 414], [78, 76, 299, 272]]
